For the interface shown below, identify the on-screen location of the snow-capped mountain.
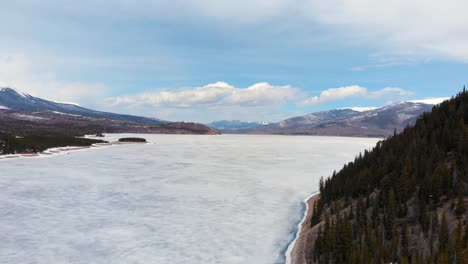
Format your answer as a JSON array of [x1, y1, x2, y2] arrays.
[[0, 87, 219, 135], [0, 87, 165, 125], [241, 102, 435, 137], [275, 109, 358, 128], [208, 120, 270, 132]]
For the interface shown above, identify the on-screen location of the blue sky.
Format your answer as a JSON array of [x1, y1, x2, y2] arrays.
[[0, 1, 467, 122]]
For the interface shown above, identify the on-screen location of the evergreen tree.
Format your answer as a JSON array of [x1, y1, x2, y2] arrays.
[[455, 221, 464, 264], [439, 211, 449, 251], [455, 174, 466, 218], [464, 223, 468, 249], [401, 223, 409, 258], [385, 189, 396, 240]]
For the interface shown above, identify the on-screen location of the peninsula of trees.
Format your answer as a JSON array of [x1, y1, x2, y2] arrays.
[[0, 132, 107, 155]]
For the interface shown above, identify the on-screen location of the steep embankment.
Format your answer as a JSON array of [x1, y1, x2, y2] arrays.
[[287, 194, 320, 264], [293, 89, 468, 263]]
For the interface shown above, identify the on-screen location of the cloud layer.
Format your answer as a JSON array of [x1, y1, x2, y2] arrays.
[[103, 82, 418, 122], [107, 82, 298, 108], [0, 54, 108, 106], [301, 85, 414, 106], [278, 1, 465, 63], [9, 1, 467, 62]]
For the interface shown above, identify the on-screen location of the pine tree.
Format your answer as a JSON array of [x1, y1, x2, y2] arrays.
[[455, 174, 465, 218], [418, 198, 430, 233], [401, 223, 409, 258], [455, 221, 464, 264], [385, 189, 396, 240], [314, 225, 324, 262], [401, 255, 409, 264], [439, 211, 449, 251], [311, 201, 318, 227], [464, 223, 468, 249]]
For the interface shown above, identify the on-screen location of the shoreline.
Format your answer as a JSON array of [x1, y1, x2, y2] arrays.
[[0, 140, 149, 161], [285, 193, 320, 264], [0, 143, 110, 160]]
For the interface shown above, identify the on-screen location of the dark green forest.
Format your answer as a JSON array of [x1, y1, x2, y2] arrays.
[[118, 137, 147, 143], [309, 89, 468, 263], [0, 132, 107, 155]]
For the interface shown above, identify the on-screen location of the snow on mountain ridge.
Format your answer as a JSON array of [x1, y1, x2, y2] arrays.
[[339, 106, 378, 112], [0, 87, 29, 98], [53, 101, 81, 106]]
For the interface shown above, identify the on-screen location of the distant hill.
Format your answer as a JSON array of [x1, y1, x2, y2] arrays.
[[208, 120, 269, 133], [243, 102, 434, 137], [0, 87, 219, 136], [299, 90, 468, 263]]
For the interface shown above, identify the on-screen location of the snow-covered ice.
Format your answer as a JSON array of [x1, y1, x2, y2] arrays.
[[0, 134, 378, 264]]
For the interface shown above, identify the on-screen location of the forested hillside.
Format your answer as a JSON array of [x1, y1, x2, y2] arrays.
[[308, 89, 468, 263], [0, 132, 107, 155]]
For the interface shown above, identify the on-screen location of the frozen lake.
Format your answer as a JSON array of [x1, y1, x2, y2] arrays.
[[0, 134, 378, 264]]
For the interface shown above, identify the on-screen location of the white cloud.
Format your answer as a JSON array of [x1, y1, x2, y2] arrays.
[[225, 82, 298, 106], [300, 1, 468, 62], [0, 53, 109, 106], [6, 1, 468, 62], [106, 82, 298, 108], [82, 1, 468, 61], [191, 1, 468, 62], [301, 85, 367, 106], [301, 85, 414, 106], [109, 82, 235, 108], [350, 54, 421, 71], [16, 0, 292, 24], [367, 87, 415, 100], [410, 97, 450, 105]]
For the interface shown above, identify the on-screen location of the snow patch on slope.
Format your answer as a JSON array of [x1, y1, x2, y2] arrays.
[[339, 106, 378, 112], [53, 101, 81, 106], [13, 113, 48, 121], [48, 111, 82, 117]]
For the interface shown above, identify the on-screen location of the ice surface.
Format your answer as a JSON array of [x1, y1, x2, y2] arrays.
[[0, 134, 378, 264]]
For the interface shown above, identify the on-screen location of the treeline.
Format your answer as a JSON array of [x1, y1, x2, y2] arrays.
[[0, 132, 107, 155], [309, 88, 468, 263], [118, 137, 147, 143]]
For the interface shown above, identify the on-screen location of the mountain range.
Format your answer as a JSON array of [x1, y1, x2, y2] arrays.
[[0, 87, 443, 138], [0, 88, 219, 135], [212, 102, 435, 137], [208, 120, 270, 133]]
